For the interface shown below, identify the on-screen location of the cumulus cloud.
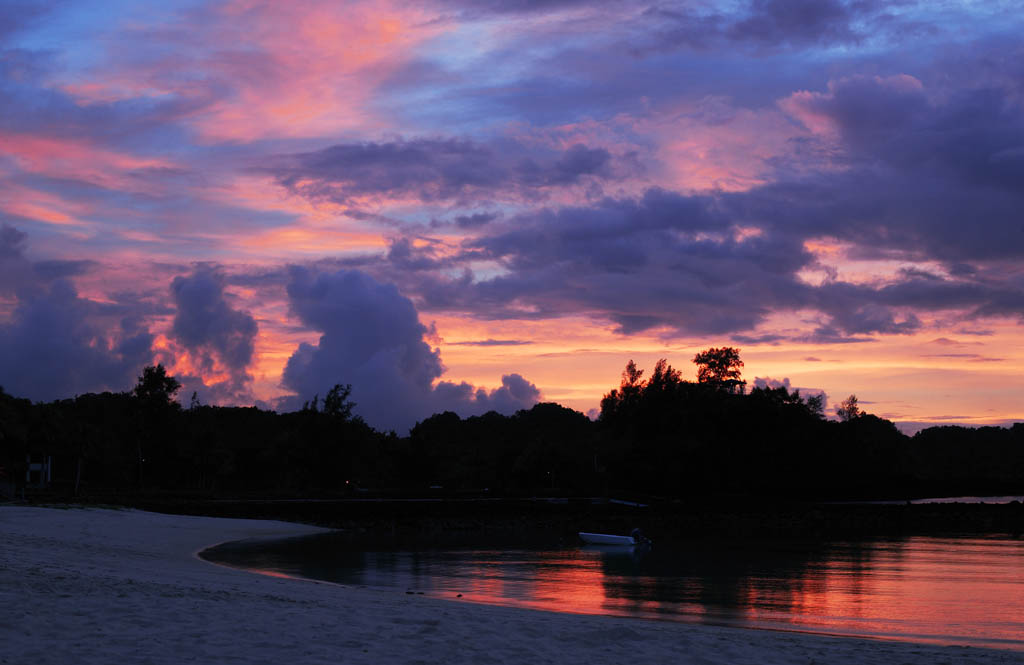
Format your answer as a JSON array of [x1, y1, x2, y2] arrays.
[[0, 225, 155, 400], [0, 277, 153, 403], [4, 0, 1024, 406], [432, 373, 541, 416], [752, 376, 827, 410], [279, 267, 539, 431], [169, 266, 258, 402]]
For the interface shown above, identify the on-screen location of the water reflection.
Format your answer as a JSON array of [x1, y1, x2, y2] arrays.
[[203, 535, 1024, 650]]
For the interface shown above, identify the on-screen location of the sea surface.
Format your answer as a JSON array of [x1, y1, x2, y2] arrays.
[[203, 533, 1024, 650]]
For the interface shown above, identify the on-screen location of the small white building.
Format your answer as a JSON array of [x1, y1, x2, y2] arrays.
[[26, 453, 52, 488]]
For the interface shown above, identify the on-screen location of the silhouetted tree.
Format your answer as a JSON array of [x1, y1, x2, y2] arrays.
[[3, 357, 1021, 502], [693, 347, 745, 393], [646, 358, 682, 393], [599, 360, 644, 417], [131, 365, 181, 488], [323, 383, 356, 421], [805, 393, 825, 418], [836, 394, 861, 421], [133, 364, 182, 407]]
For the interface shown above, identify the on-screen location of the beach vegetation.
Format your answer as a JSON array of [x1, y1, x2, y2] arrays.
[[1, 357, 1022, 502]]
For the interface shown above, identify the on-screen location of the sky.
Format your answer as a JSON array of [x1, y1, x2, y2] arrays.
[[1, 0, 1023, 433]]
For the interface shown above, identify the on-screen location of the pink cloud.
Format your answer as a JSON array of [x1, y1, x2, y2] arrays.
[[779, 74, 926, 135], [61, 0, 448, 143], [640, 98, 809, 192], [0, 182, 96, 230], [510, 97, 813, 195], [0, 131, 176, 193]]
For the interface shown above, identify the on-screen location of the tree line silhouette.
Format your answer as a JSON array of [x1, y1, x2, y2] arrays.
[[1, 350, 1022, 500]]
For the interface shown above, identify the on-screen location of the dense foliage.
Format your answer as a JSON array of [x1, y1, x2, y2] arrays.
[[1, 358, 1022, 500]]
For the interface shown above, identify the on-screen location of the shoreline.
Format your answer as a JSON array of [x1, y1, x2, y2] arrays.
[[117, 494, 1024, 547], [2, 506, 1018, 664]]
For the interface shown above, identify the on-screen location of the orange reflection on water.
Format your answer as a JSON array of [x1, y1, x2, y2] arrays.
[[454, 551, 614, 616], [740, 538, 1024, 646], [251, 568, 297, 580], [450, 550, 704, 621], [445, 538, 1024, 650], [212, 535, 1024, 651]]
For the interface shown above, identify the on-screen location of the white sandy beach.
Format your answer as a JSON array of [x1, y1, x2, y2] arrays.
[[1, 506, 1018, 665]]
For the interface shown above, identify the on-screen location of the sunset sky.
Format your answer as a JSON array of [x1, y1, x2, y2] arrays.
[[2, 0, 1023, 432]]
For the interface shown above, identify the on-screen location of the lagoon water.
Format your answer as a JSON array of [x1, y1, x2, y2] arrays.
[[203, 533, 1024, 650]]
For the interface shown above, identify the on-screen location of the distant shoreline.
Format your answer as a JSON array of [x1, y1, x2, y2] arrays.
[[14, 493, 1022, 547]]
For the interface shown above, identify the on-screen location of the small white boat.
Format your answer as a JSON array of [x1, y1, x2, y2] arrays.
[[578, 532, 638, 546]]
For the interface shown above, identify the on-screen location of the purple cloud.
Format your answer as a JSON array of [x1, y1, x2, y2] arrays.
[[266, 138, 622, 206], [0, 226, 156, 400], [170, 265, 258, 398], [279, 267, 539, 431], [639, 0, 902, 54], [0, 282, 153, 401]]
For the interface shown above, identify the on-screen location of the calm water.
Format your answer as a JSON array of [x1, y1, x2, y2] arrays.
[[203, 533, 1024, 650]]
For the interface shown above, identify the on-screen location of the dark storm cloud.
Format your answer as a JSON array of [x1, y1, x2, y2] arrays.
[[170, 266, 258, 388], [397, 142, 1024, 339], [305, 158, 1024, 340], [786, 74, 1024, 196], [288, 68, 1024, 340], [762, 73, 1024, 263], [0, 225, 155, 400], [0, 279, 154, 401], [267, 139, 621, 206], [279, 268, 539, 431], [453, 189, 815, 335]]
